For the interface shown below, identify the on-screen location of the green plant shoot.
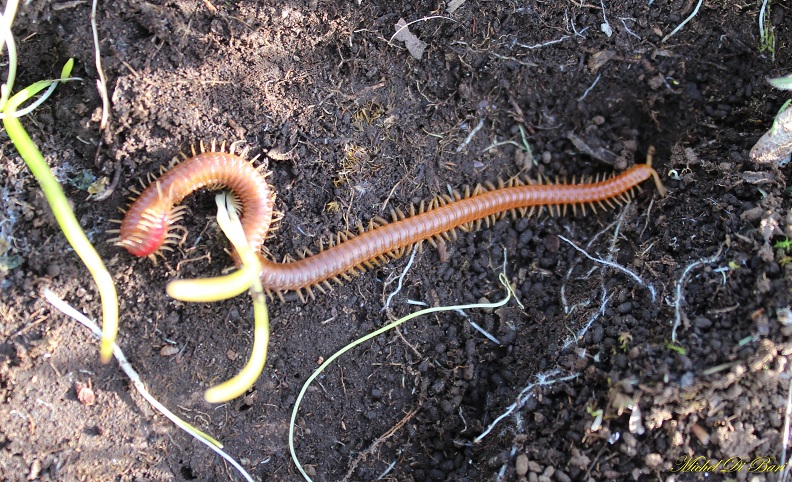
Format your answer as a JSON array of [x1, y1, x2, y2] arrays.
[[2, 59, 119, 363]]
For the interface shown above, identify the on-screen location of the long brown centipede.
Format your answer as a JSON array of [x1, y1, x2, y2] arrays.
[[115, 142, 666, 299]]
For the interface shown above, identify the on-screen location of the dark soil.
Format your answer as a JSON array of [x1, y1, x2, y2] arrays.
[[2, 1, 792, 481]]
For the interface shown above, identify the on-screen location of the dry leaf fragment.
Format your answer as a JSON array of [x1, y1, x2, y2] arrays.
[[394, 18, 427, 60], [567, 132, 617, 165], [588, 50, 616, 73], [750, 104, 792, 165]]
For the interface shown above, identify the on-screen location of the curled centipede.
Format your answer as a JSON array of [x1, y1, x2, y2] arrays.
[[114, 141, 666, 300]]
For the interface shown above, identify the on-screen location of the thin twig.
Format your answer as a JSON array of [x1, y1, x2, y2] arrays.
[[562, 286, 612, 350], [457, 118, 485, 152], [474, 371, 579, 443], [388, 15, 455, 44], [662, 0, 704, 44], [383, 248, 418, 312], [599, 0, 611, 37], [513, 35, 569, 49], [671, 250, 722, 342], [558, 234, 656, 302], [91, 0, 110, 129], [577, 74, 601, 101], [42, 288, 255, 482], [467, 319, 501, 345]]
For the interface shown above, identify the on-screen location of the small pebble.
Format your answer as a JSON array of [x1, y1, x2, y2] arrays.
[[694, 317, 712, 329], [47, 263, 60, 277], [76, 382, 96, 406], [516, 454, 529, 476], [543, 235, 560, 253], [160, 345, 179, 357]]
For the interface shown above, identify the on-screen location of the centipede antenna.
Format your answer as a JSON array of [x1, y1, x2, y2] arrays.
[[646, 145, 656, 165]]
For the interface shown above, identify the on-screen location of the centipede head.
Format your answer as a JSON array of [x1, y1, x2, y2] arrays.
[[113, 204, 187, 261]]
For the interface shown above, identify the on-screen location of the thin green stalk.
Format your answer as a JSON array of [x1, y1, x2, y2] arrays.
[[2, 60, 119, 363], [289, 271, 518, 481]]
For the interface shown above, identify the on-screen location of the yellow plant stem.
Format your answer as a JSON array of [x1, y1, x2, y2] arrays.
[[2, 60, 119, 363], [167, 268, 251, 302], [202, 193, 269, 403]]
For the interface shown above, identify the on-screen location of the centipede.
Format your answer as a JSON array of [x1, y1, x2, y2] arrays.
[[113, 141, 666, 300]]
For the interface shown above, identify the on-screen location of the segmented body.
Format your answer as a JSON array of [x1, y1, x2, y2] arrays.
[[118, 152, 275, 259], [117, 149, 664, 295]]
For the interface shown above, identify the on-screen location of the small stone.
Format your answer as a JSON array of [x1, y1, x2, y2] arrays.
[[740, 206, 764, 222], [645, 453, 663, 469], [516, 454, 529, 476], [76, 382, 96, 406], [694, 317, 712, 329], [543, 235, 560, 254], [27, 459, 41, 480], [46, 263, 60, 277], [160, 345, 179, 357], [554, 469, 571, 482], [227, 349, 238, 361]]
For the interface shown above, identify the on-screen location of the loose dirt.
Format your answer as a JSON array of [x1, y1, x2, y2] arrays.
[[2, 1, 792, 481]]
